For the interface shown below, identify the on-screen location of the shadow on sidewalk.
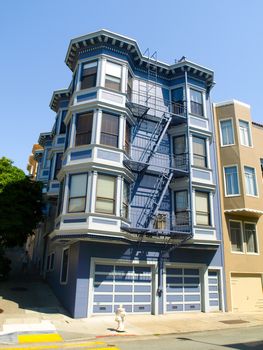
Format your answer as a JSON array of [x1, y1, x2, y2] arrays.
[[0, 265, 69, 317]]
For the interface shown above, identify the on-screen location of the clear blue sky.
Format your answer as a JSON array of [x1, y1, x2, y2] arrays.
[[1, 0, 263, 171]]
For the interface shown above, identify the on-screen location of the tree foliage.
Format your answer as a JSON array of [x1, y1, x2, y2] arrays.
[[0, 157, 43, 247]]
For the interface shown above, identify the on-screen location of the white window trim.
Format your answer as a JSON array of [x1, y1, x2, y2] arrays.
[[239, 119, 253, 148], [188, 85, 207, 119], [244, 221, 259, 255], [60, 246, 70, 285], [219, 118, 235, 147], [244, 165, 259, 198], [223, 164, 240, 197], [229, 219, 244, 254]]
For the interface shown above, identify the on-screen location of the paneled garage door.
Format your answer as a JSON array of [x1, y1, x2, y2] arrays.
[[166, 267, 201, 312], [231, 274, 263, 312], [93, 263, 153, 314]]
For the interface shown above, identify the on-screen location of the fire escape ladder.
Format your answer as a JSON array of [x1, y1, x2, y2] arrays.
[[136, 170, 174, 229]]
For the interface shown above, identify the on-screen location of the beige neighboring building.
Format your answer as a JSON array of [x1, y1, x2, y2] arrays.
[[214, 100, 263, 312], [27, 144, 42, 179]]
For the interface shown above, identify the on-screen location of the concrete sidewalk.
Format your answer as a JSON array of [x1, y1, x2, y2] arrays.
[[1, 271, 263, 345]]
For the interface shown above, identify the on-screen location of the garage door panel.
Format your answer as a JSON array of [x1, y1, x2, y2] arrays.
[[93, 263, 153, 314], [166, 267, 201, 312]]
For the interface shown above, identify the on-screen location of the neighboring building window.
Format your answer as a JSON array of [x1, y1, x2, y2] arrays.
[[59, 110, 67, 134], [224, 165, 239, 196], [220, 119, 234, 146], [75, 112, 93, 146], [105, 61, 122, 91], [244, 166, 258, 196], [244, 223, 258, 253], [60, 248, 69, 284], [54, 153, 63, 179], [174, 190, 189, 225], [239, 120, 252, 146], [122, 181, 129, 218], [229, 221, 243, 252], [190, 88, 203, 116], [95, 174, 116, 214], [195, 191, 210, 226], [171, 87, 184, 115], [193, 136, 207, 168], [100, 113, 119, 148], [81, 61, 97, 90], [68, 174, 88, 213]]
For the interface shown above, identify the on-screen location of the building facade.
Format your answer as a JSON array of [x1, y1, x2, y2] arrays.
[[214, 100, 263, 312], [33, 30, 224, 318]]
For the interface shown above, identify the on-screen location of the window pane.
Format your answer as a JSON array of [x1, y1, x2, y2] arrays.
[[239, 120, 251, 146], [105, 75, 121, 91], [70, 174, 87, 197], [244, 166, 258, 196], [175, 191, 188, 211], [220, 120, 234, 145], [244, 223, 257, 253], [195, 192, 210, 226], [59, 111, 67, 134], [224, 166, 239, 195], [190, 89, 203, 116], [81, 61, 97, 89], [174, 135, 186, 154], [193, 136, 207, 167], [75, 113, 93, 146], [96, 174, 115, 214], [190, 89, 202, 104], [100, 113, 119, 147], [61, 248, 69, 283], [105, 61, 122, 78], [229, 221, 243, 251], [122, 181, 129, 218], [68, 197, 86, 212], [54, 153, 63, 179]]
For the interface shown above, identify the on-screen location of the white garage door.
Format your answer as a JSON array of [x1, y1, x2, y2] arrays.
[[166, 267, 201, 312], [231, 274, 263, 312], [93, 263, 153, 314]]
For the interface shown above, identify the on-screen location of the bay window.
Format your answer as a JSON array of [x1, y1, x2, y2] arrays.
[[68, 174, 88, 213], [193, 136, 207, 168], [239, 120, 252, 146], [75, 112, 93, 146], [229, 221, 243, 252], [224, 165, 239, 196], [195, 191, 210, 226], [100, 112, 119, 148], [220, 119, 234, 146], [190, 89, 203, 116], [80, 61, 97, 90], [54, 153, 63, 179], [105, 61, 122, 92], [95, 174, 116, 214], [244, 166, 258, 196]]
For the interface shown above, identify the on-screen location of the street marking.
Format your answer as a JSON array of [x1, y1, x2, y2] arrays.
[[0, 340, 109, 350], [18, 332, 63, 343]]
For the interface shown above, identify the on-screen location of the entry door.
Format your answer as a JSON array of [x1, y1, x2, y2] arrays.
[[166, 267, 201, 312], [93, 263, 153, 314]]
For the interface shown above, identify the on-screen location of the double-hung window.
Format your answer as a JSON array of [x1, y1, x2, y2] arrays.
[[81, 61, 97, 90], [229, 221, 243, 252], [195, 191, 210, 226], [124, 122, 131, 154], [193, 136, 207, 168], [100, 113, 119, 148], [127, 72, 133, 101], [174, 190, 189, 225], [239, 120, 252, 146], [95, 174, 116, 214], [59, 110, 67, 134], [220, 119, 234, 146], [105, 61, 122, 92], [190, 88, 203, 116], [68, 174, 88, 213], [224, 165, 239, 196], [244, 166, 258, 196], [54, 153, 63, 180], [244, 223, 258, 253], [60, 248, 69, 284], [75, 112, 93, 146]]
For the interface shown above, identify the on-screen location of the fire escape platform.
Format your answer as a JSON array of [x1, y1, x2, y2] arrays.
[[121, 225, 192, 238], [126, 101, 150, 118]]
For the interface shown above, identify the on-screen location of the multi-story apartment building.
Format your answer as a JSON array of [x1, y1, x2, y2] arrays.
[[32, 30, 224, 318], [214, 100, 263, 312]]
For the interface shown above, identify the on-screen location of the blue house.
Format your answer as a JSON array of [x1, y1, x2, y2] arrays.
[[33, 30, 224, 318]]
